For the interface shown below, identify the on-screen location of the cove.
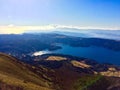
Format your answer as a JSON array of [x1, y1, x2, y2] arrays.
[[33, 44, 120, 65]]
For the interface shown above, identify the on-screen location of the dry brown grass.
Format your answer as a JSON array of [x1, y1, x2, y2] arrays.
[[0, 53, 53, 90], [71, 60, 91, 69], [100, 68, 120, 77], [46, 56, 67, 61]]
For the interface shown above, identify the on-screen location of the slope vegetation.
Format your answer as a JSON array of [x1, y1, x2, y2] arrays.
[[0, 53, 53, 90]]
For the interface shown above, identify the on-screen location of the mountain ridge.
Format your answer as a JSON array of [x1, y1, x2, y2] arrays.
[[0, 53, 120, 90], [0, 53, 54, 90]]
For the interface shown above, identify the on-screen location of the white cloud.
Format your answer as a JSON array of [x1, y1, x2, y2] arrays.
[[0, 24, 120, 34], [54, 24, 120, 30]]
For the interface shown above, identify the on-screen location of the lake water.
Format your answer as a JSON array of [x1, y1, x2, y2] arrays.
[[33, 44, 120, 65]]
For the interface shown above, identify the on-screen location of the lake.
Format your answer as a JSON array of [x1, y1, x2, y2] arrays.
[[33, 44, 120, 65]]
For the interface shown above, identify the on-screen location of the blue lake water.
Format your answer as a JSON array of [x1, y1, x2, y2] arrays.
[[33, 44, 120, 65]]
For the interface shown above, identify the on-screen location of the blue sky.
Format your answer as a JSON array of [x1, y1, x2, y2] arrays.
[[0, 0, 120, 34]]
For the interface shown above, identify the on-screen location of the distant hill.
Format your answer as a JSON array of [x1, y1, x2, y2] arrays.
[[52, 30, 120, 40]]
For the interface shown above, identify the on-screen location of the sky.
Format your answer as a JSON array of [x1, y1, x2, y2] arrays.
[[0, 0, 120, 34]]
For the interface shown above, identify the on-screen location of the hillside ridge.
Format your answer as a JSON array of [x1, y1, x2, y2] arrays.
[[0, 53, 54, 90]]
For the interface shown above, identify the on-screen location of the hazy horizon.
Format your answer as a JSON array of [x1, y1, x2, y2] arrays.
[[0, 0, 120, 34]]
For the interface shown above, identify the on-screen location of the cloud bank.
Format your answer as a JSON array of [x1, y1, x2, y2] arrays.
[[0, 24, 120, 34]]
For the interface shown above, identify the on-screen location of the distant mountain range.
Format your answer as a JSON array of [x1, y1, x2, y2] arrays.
[[25, 29, 120, 40], [52, 30, 120, 40]]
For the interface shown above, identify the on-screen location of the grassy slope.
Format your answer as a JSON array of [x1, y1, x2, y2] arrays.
[[0, 53, 53, 90], [0, 53, 119, 90], [73, 75, 103, 90]]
